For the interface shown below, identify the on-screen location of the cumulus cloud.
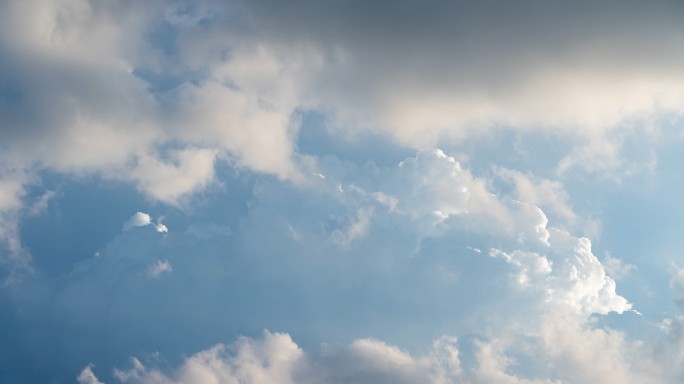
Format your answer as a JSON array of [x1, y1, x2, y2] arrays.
[[488, 228, 631, 321], [467, 313, 667, 384], [77, 364, 104, 384], [82, 321, 678, 384], [107, 332, 304, 383], [471, 338, 559, 384], [123, 212, 168, 233], [0, 0, 310, 215], [154, 222, 169, 234], [127, 149, 218, 205], [544, 229, 631, 317], [122, 212, 153, 231], [84, 331, 463, 384]]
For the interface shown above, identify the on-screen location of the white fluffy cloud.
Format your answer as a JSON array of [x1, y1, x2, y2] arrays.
[[77, 364, 104, 384], [0, 0, 312, 213], [82, 330, 463, 384], [123, 212, 168, 233], [110, 332, 304, 384], [122, 212, 153, 231], [127, 149, 218, 205], [81, 318, 680, 384]]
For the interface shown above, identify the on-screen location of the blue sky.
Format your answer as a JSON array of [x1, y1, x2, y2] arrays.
[[2, 1, 684, 383]]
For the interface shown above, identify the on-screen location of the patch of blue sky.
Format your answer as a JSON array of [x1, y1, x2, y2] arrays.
[[592, 135, 684, 315], [0, 79, 23, 106], [19, 171, 149, 277], [132, 68, 202, 94]]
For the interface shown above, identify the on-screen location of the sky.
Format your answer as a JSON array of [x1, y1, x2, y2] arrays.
[[2, 0, 684, 383]]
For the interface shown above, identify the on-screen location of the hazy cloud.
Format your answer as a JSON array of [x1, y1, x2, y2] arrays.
[[147, 260, 172, 280]]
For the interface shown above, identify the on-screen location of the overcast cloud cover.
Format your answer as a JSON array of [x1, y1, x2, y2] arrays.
[[3, 0, 684, 382]]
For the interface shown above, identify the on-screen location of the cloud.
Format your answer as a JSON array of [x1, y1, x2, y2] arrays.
[[467, 313, 666, 384], [543, 228, 631, 317], [122, 212, 168, 233], [1, 2, 683, 382], [602, 252, 635, 281], [2, 0, 683, 218], [0, 147, 648, 382], [1, 0, 682, 283], [77, 364, 104, 384], [0, 169, 33, 280], [27, 189, 58, 216], [80, 320, 676, 384], [488, 227, 631, 321], [493, 167, 577, 224], [147, 260, 172, 279], [107, 332, 304, 384], [471, 338, 559, 384], [154, 222, 169, 234], [228, 0, 684, 146], [0, 0, 311, 213], [330, 207, 374, 249], [85, 330, 462, 384], [127, 149, 218, 205], [122, 212, 153, 231]]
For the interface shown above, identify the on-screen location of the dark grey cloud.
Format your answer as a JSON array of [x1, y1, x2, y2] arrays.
[[222, 0, 684, 146]]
